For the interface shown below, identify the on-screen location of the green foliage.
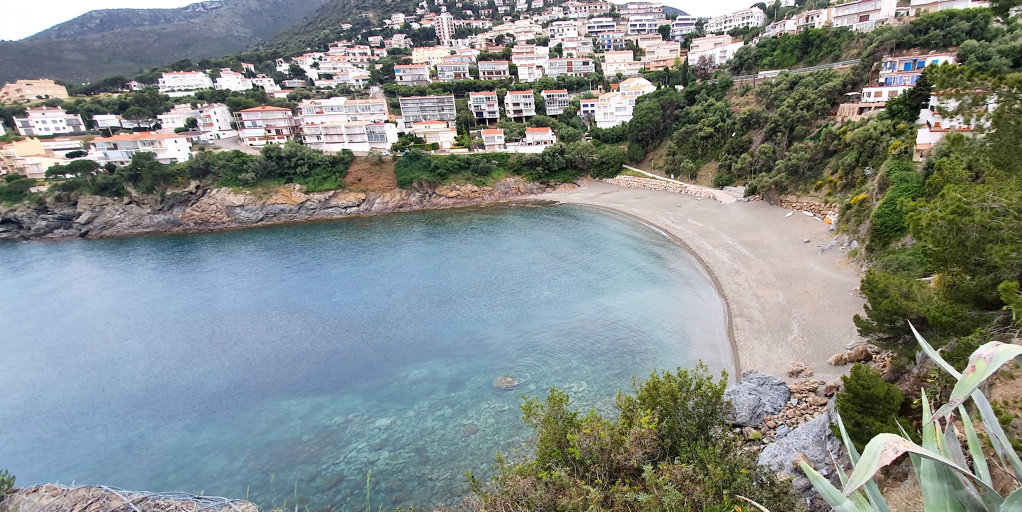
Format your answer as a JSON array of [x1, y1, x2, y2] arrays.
[[853, 270, 974, 338], [0, 175, 35, 204], [834, 364, 905, 450], [475, 364, 803, 511], [0, 469, 13, 495], [867, 159, 925, 252]]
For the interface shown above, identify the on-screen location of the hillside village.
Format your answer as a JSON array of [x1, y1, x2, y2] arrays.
[[0, 0, 991, 181]]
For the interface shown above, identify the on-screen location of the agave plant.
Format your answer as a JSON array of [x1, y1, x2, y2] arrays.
[[743, 321, 1022, 511]]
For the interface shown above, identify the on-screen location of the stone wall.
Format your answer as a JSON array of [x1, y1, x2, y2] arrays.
[[778, 195, 836, 218], [602, 175, 727, 202]]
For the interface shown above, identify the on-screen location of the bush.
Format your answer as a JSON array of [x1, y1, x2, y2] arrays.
[[712, 172, 735, 188], [473, 364, 804, 511], [867, 159, 925, 252], [834, 363, 904, 450], [0, 469, 13, 495]]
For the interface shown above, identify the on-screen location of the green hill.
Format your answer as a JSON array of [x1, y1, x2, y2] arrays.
[[0, 0, 328, 84]]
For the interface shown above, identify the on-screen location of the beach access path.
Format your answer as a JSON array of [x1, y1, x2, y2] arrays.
[[544, 181, 865, 383]]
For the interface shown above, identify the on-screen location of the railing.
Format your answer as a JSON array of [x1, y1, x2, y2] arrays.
[[729, 59, 861, 80]]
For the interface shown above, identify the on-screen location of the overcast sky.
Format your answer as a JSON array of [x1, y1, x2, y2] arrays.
[[1, 0, 755, 40]]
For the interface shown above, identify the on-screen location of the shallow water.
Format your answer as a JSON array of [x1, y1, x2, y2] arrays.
[[0, 204, 731, 510]]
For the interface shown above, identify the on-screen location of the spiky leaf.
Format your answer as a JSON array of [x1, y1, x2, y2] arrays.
[[800, 461, 871, 512], [932, 342, 1022, 420]]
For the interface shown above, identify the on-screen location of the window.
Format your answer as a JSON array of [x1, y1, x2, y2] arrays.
[[859, 14, 870, 22]]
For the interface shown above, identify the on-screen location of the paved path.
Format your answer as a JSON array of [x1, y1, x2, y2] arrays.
[[211, 135, 261, 155], [623, 165, 742, 205]]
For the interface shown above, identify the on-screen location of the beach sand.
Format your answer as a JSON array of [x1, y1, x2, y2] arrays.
[[544, 181, 865, 383]]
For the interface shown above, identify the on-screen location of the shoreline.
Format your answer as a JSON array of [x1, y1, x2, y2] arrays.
[[577, 202, 742, 380], [543, 182, 864, 383]]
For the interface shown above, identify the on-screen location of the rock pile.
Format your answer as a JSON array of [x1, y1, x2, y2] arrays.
[[778, 196, 836, 218], [756, 379, 831, 444], [829, 343, 899, 381], [602, 175, 733, 203], [0, 484, 258, 512]]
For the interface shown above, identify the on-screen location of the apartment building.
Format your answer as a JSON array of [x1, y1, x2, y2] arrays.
[[195, 104, 236, 141], [687, 34, 745, 66], [585, 17, 619, 35], [630, 33, 665, 49], [562, 0, 612, 18], [763, 18, 797, 38], [597, 32, 628, 50], [831, 0, 897, 32], [541, 89, 570, 115], [586, 76, 655, 128], [910, 0, 987, 15], [794, 8, 831, 32], [302, 121, 398, 153], [0, 79, 69, 103], [157, 103, 196, 130], [669, 13, 698, 41], [560, 37, 595, 57], [0, 138, 65, 179], [643, 41, 683, 70], [545, 58, 595, 78], [435, 12, 456, 45], [235, 105, 299, 146], [157, 71, 214, 95], [481, 128, 506, 150], [89, 132, 193, 166], [399, 95, 457, 123], [704, 7, 767, 33], [436, 60, 471, 82], [468, 91, 501, 122], [548, 20, 582, 39], [410, 121, 457, 150], [394, 64, 432, 86], [478, 60, 512, 80], [13, 106, 86, 136], [413, 46, 453, 65], [523, 126, 556, 146], [518, 63, 547, 81], [627, 15, 663, 35], [604, 51, 643, 76], [619, 1, 664, 18], [505, 91, 536, 119], [298, 97, 390, 125], [878, 53, 955, 86]]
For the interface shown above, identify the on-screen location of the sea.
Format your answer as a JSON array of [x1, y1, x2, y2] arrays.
[[0, 203, 731, 510]]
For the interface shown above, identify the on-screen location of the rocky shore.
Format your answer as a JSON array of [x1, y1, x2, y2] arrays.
[[0, 177, 566, 241]]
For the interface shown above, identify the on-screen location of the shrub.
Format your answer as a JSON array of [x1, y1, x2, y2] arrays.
[[867, 159, 925, 252], [0, 469, 13, 495], [474, 364, 804, 511], [834, 363, 904, 449]]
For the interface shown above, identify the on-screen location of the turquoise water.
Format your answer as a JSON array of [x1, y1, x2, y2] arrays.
[[0, 204, 731, 511]]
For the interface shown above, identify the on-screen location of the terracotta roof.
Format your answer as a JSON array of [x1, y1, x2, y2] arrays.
[[236, 105, 292, 112], [525, 127, 552, 133], [481, 128, 503, 135], [469, 91, 497, 96], [507, 90, 533, 95], [542, 89, 568, 93], [92, 132, 186, 142]]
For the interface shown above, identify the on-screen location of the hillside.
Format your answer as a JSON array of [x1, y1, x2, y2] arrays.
[[0, 0, 329, 84]]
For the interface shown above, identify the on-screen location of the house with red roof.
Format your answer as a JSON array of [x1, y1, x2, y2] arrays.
[[89, 132, 193, 166]]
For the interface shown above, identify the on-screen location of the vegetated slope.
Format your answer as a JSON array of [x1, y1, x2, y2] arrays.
[[0, 0, 328, 84]]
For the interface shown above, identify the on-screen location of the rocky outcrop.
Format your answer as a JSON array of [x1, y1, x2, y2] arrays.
[[0, 177, 564, 241], [0, 483, 257, 512], [724, 371, 790, 427], [757, 403, 843, 493]]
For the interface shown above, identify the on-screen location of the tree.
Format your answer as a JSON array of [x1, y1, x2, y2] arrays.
[[657, 24, 671, 41], [834, 363, 905, 450]]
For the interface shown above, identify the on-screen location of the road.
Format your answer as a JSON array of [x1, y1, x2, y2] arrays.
[[210, 135, 261, 155]]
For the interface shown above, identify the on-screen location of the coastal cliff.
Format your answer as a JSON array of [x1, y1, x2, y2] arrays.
[[0, 177, 564, 241]]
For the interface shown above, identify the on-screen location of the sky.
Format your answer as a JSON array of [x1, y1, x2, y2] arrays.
[[1, 0, 755, 40], [0, 1, 198, 40]]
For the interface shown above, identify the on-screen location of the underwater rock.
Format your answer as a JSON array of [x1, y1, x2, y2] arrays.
[[492, 376, 518, 390]]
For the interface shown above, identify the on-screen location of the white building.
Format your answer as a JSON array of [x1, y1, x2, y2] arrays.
[[548, 20, 582, 39], [560, 36, 595, 57], [434, 12, 456, 45], [235, 105, 299, 146], [481, 128, 506, 150], [586, 17, 618, 35], [627, 15, 663, 35], [762, 18, 797, 38], [642, 41, 682, 70], [910, 0, 988, 15], [469, 91, 501, 122], [522, 126, 556, 146], [157, 71, 214, 96], [687, 35, 745, 67], [704, 7, 766, 33], [545, 57, 595, 77], [89, 132, 193, 166], [399, 95, 457, 123], [518, 63, 547, 81], [157, 104, 196, 130], [587, 76, 655, 128], [413, 46, 453, 65], [604, 50, 643, 76], [195, 104, 236, 141], [215, 70, 255, 91], [13, 106, 86, 136], [505, 91, 536, 119], [409, 121, 457, 150], [669, 13, 698, 41], [302, 121, 398, 153], [878, 53, 956, 86], [831, 0, 897, 32], [437, 60, 471, 81], [541, 89, 570, 115], [394, 64, 432, 85], [562, 0, 612, 18], [913, 93, 980, 161], [794, 9, 831, 32], [478, 60, 512, 80], [298, 97, 390, 125], [619, 1, 664, 18]]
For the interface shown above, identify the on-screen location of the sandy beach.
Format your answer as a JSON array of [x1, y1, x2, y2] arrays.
[[544, 181, 865, 383]]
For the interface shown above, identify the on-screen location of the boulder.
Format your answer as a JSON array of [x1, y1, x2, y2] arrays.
[[724, 371, 790, 427], [848, 345, 872, 363], [823, 381, 840, 397], [788, 362, 814, 378], [492, 376, 519, 390], [757, 404, 842, 493], [828, 352, 848, 366]]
